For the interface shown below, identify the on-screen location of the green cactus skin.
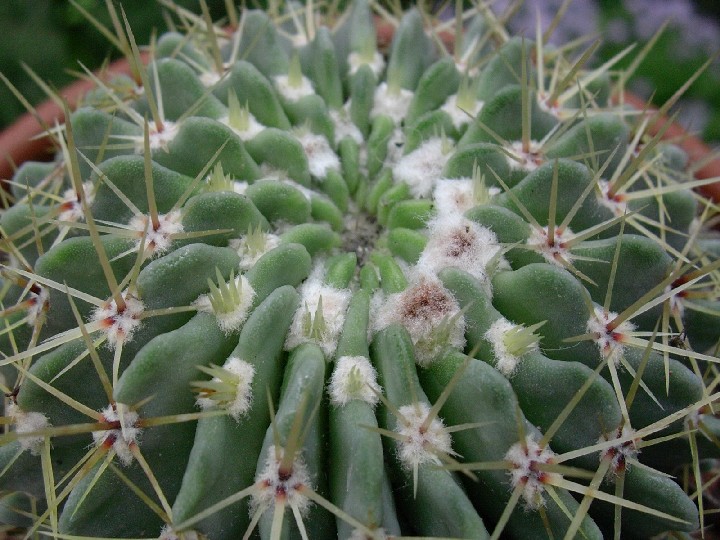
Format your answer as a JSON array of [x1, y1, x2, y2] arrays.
[[0, 2, 719, 539]]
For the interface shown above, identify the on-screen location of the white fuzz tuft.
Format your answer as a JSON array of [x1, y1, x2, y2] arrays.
[[526, 226, 574, 265], [193, 274, 256, 334], [134, 121, 179, 153], [91, 291, 145, 348], [230, 232, 281, 271], [92, 404, 141, 466], [285, 278, 351, 357], [505, 141, 543, 171], [433, 178, 480, 216], [599, 425, 639, 477], [586, 306, 636, 366], [330, 107, 364, 145], [196, 357, 256, 421], [59, 182, 94, 222], [26, 286, 49, 327], [252, 445, 312, 514], [158, 525, 201, 540], [396, 402, 453, 469], [274, 74, 315, 102], [348, 51, 385, 77], [393, 138, 452, 198], [505, 435, 561, 510], [221, 111, 265, 141], [329, 356, 381, 406], [664, 284, 685, 318], [129, 211, 184, 257], [371, 83, 413, 124], [295, 131, 340, 178], [8, 403, 49, 455], [417, 214, 504, 293], [440, 94, 483, 129], [232, 181, 249, 195], [373, 274, 465, 366], [485, 318, 536, 377], [597, 179, 628, 216]]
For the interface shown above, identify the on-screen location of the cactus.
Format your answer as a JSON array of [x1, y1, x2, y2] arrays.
[[0, 1, 719, 539]]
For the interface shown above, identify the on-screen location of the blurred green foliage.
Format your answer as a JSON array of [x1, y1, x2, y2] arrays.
[[0, 0, 227, 129], [597, 0, 720, 142]]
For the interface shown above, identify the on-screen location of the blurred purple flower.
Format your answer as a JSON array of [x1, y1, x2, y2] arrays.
[[624, 0, 719, 57], [491, 0, 600, 45], [489, 0, 719, 59]]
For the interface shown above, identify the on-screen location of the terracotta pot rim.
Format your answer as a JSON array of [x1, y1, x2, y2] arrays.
[[1, 25, 718, 202], [0, 57, 141, 184]]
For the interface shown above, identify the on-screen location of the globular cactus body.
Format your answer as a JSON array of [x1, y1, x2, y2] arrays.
[[0, 2, 719, 539]]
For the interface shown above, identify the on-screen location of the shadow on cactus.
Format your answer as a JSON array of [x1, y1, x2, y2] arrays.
[[0, 1, 719, 539]]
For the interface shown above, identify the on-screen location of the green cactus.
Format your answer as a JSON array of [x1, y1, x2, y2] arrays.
[[0, 2, 719, 539]]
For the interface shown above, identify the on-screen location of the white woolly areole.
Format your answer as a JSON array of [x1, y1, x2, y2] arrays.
[[91, 291, 145, 348], [232, 180, 249, 195], [373, 274, 465, 366], [485, 318, 535, 377], [128, 211, 184, 257], [193, 274, 256, 334], [59, 182, 94, 222], [433, 178, 494, 216], [536, 92, 564, 119], [252, 445, 312, 514], [296, 131, 340, 178], [92, 404, 141, 466], [526, 226, 574, 266], [199, 71, 223, 88], [348, 51, 385, 77], [417, 215, 503, 293], [196, 357, 256, 421], [330, 107, 364, 145], [505, 141, 543, 171], [230, 232, 281, 271], [586, 306, 636, 366], [663, 284, 685, 318], [505, 435, 561, 510], [220, 112, 265, 141], [133, 121, 179, 153], [396, 402, 453, 469], [393, 138, 452, 198], [329, 356, 381, 406], [440, 94, 483, 129], [274, 74, 315, 102], [597, 179, 628, 216], [198, 60, 231, 87], [285, 278, 352, 357], [371, 82, 413, 124], [599, 425, 639, 476], [26, 287, 49, 327], [9, 403, 49, 455], [433, 178, 474, 214], [158, 525, 201, 540]]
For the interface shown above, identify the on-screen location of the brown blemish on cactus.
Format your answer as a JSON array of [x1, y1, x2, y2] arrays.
[[446, 225, 474, 258], [400, 280, 454, 321], [599, 426, 639, 476]]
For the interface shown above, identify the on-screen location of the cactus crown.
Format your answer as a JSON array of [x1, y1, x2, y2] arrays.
[[0, 1, 719, 539]]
